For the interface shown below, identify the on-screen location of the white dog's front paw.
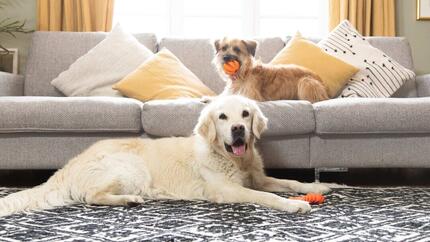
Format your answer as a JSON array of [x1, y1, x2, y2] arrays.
[[276, 199, 311, 213], [299, 183, 331, 194]]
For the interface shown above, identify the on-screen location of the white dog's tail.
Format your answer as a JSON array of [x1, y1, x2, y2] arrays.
[[0, 174, 73, 217]]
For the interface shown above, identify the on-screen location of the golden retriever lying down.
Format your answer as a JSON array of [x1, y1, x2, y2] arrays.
[[0, 96, 329, 217]]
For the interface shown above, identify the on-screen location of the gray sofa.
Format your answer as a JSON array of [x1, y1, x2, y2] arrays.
[[1, 31, 430, 170]]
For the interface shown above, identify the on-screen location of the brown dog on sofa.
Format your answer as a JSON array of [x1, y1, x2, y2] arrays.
[[213, 37, 329, 103]]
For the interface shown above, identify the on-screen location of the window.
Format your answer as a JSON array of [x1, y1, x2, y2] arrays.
[[114, 0, 328, 37]]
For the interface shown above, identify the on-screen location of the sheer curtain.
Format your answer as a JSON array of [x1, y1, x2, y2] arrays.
[[113, 0, 329, 37]]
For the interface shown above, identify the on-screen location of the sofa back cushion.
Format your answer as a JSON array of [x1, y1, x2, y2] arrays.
[[159, 37, 285, 94], [24, 32, 157, 96]]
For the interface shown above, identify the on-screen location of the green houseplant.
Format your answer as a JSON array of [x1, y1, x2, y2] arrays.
[[0, 0, 33, 52]]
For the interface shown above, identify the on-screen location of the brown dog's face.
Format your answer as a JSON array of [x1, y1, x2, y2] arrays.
[[213, 37, 258, 78]]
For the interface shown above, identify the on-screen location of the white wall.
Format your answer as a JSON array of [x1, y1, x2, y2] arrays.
[[396, 0, 430, 75]]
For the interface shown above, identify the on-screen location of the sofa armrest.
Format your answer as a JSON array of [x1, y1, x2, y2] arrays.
[[416, 74, 430, 97], [0, 71, 24, 96]]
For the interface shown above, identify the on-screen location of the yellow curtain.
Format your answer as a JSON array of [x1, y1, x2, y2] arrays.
[[329, 0, 396, 36], [37, 0, 115, 32]]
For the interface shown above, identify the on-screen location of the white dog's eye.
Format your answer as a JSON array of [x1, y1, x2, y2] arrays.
[[242, 110, 249, 118], [219, 113, 228, 120]]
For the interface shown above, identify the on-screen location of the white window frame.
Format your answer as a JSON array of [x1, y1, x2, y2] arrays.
[[114, 0, 329, 37]]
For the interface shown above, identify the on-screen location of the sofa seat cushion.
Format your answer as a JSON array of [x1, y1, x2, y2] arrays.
[[0, 97, 143, 133], [314, 98, 430, 134], [142, 99, 315, 137]]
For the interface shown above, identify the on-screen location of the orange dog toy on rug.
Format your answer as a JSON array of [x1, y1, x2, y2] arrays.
[[223, 60, 240, 75], [289, 193, 325, 205]]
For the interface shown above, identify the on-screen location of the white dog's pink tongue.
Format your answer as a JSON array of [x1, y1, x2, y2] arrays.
[[232, 145, 246, 156]]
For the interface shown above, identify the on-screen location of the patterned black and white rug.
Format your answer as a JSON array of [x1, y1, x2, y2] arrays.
[[0, 187, 429, 241]]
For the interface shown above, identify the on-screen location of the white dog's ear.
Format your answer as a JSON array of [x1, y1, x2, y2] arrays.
[[213, 39, 221, 53], [242, 40, 258, 57], [251, 105, 268, 139], [194, 109, 216, 143]]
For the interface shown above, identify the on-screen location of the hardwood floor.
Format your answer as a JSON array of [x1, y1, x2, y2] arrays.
[[0, 169, 429, 187]]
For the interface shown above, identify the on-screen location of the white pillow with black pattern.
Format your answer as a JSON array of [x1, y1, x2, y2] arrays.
[[318, 20, 415, 98]]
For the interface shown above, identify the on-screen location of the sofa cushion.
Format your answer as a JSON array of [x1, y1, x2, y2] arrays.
[[141, 99, 315, 137], [25, 32, 157, 97], [159, 37, 285, 94], [314, 98, 430, 134], [0, 97, 143, 133]]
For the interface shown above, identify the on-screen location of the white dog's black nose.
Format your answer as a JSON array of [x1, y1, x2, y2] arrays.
[[231, 124, 245, 137]]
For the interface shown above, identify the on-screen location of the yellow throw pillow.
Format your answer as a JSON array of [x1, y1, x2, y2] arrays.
[[270, 33, 359, 98], [113, 48, 216, 101]]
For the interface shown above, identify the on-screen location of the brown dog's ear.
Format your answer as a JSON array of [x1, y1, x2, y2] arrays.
[[251, 103, 268, 139], [214, 39, 221, 53], [242, 40, 258, 56], [194, 108, 216, 143]]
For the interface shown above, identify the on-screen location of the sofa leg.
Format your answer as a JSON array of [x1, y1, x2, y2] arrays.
[[314, 168, 348, 183]]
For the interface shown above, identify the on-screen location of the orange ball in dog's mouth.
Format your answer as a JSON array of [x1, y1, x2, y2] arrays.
[[223, 60, 240, 75]]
